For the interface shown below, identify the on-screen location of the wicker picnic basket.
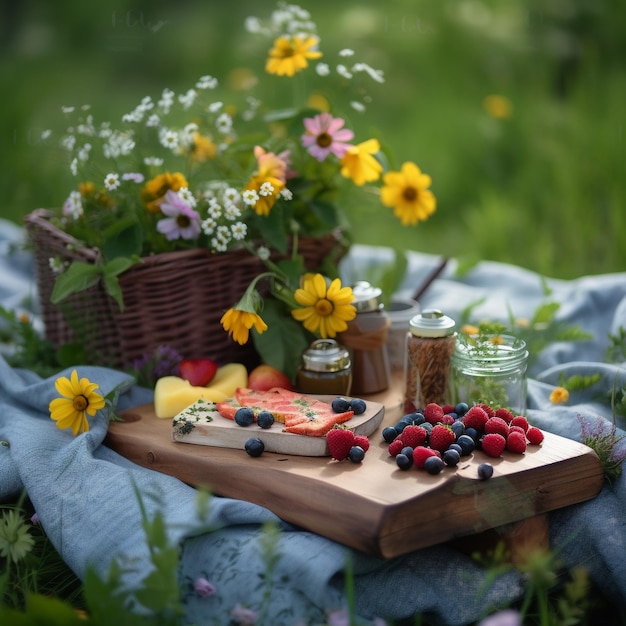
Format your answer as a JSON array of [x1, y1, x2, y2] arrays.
[[24, 209, 345, 370]]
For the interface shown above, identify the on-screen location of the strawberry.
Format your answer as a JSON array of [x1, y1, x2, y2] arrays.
[[484, 416, 510, 438], [494, 408, 514, 423], [462, 406, 489, 432], [481, 433, 506, 458], [526, 426, 545, 445], [400, 425, 428, 448], [326, 426, 356, 461], [354, 434, 370, 452], [388, 438, 405, 457], [475, 402, 496, 418], [423, 403, 444, 425], [506, 431, 527, 454], [510, 416, 529, 433], [178, 357, 218, 386], [413, 446, 441, 469], [441, 404, 456, 414], [429, 424, 456, 452]]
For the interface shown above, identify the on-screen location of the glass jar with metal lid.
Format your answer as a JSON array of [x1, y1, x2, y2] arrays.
[[404, 308, 457, 412], [338, 281, 391, 395], [450, 334, 529, 414], [296, 338, 352, 396]]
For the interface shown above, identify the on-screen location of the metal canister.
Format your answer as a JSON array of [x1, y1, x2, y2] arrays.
[[296, 339, 352, 396]]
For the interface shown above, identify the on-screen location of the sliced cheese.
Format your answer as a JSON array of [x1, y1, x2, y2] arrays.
[[154, 362, 248, 418]]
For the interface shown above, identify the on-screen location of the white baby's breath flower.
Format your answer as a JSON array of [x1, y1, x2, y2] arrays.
[[48, 256, 66, 274], [244, 16, 266, 34], [231, 222, 247, 240], [159, 127, 179, 150], [212, 238, 228, 253], [208, 199, 222, 219], [216, 225, 230, 242], [352, 62, 385, 84], [146, 113, 160, 127], [122, 172, 145, 183], [104, 172, 120, 191], [178, 88, 197, 110], [339, 48, 354, 57], [77, 144, 91, 162], [179, 122, 199, 149], [315, 63, 330, 76], [61, 135, 76, 151], [196, 75, 218, 89], [350, 100, 366, 112], [259, 181, 275, 197], [257, 246, 271, 261], [41, 129, 52, 140], [63, 190, 83, 219], [336, 64, 353, 79], [61, 106, 75, 114], [215, 113, 232, 134], [223, 187, 240, 204], [208, 101, 223, 113], [280, 187, 293, 201], [177, 187, 197, 207], [223, 202, 241, 220], [144, 156, 164, 167], [70, 158, 78, 176], [158, 88, 175, 113], [242, 189, 259, 206]]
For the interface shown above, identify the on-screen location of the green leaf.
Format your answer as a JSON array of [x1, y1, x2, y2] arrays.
[[102, 219, 143, 259], [531, 301, 560, 325], [50, 262, 102, 304]]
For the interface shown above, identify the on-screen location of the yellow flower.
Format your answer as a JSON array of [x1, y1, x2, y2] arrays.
[[141, 171, 189, 213], [380, 162, 436, 226], [489, 335, 504, 345], [550, 386, 570, 404], [265, 34, 322, 77], [189, 132, 217, 162], [339, 139, 382, 186], [243, 174, 285, 216], [461, 324, 480, 336], [220, 308, 268, 345], [49, 369, 106, 436], [483, 94, 513, 119], [291, 274, 356, 338]]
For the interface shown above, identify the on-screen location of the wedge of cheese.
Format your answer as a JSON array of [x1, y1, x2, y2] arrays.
[[154, 362, 248, 418]]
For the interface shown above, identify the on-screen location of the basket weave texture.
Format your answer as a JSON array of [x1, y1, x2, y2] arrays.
[[25, 209, 345, 370]]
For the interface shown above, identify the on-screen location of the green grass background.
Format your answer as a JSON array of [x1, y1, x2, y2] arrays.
[[2, 0, 625, 280]]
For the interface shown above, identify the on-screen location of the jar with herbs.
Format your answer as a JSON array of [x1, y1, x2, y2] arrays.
[[450, 334, 529, 414], [404, 309, 456, 412]]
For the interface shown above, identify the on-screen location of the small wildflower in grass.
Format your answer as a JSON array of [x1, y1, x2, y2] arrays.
[[230, 603, 258, 625], [265, 34, 322, 77], [550, 386, 570, 404], [0, 509, 35, 564], [483, 94, 513, 119], [193, 577, 216, 598], [49, 369, 106, 435], [292, 274, 356, 338], [578, 415, 626, 484]]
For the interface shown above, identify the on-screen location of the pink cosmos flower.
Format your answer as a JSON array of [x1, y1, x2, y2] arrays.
[[157, 190, 201, 241], [301, 112, 354, 161]]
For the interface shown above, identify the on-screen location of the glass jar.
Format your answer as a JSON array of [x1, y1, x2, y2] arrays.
[[338, 281, 391, 395], [404, 309, 456, 412], [296, 339, 352, 396], [386, 298, 421, 372], [450, 334, 529, 414]]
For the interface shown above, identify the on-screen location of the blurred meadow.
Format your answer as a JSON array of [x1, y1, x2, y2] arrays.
[[2, 0, 625, 279]]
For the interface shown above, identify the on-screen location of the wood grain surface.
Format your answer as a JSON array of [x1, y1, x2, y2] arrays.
[[105, 380, 605, 558]]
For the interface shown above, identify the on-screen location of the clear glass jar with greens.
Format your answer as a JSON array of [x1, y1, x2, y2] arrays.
[[450, 334, 529, 414]]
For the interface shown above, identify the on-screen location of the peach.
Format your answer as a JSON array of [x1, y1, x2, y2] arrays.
[[248, 364, 293, 392]]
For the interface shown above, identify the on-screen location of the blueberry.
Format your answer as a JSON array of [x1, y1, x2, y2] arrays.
[[478, 462, 494, 480], [256, 410, 275, 429], [348, 445, 365, 463], [410, 412, 426, 425], [443, 448, 461, 467], [465, 427, 480, 442], [456, 434, 476, 456], [394, 421, 407, 434], [450, 421, 465, 438], [244, 437, 264, 457], [349, 398, 367, 415], [234, 407, 255, 427], [424, 456, 444, 475], [382, 426, 398, 443], [420, 422, 433, 435], [448, 443, 463, 456], [401, 446, 414, 458], [332, 397, 351, 413], [455, 402, 469, 417], [399, 415, 416, 426], [446, 412, 459, 420], [396, 453, 413, 470]]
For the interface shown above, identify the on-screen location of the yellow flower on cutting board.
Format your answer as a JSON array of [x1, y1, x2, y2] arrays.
[[380, 161, 436, 226], [265, 34, 322, 77], [49, 369, 106, 436], [292, 274, 356, 338]]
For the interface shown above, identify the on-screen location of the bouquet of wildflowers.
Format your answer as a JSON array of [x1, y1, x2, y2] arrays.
[[43, 2, 437, 378]]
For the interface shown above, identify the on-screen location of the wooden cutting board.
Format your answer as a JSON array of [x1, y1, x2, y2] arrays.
[[105, 381, 605, 559], [171, 396, 384, 456]]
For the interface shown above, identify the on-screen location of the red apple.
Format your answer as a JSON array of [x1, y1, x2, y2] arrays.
[[178, 358, 219, 387], [248, 364, 293, 391]]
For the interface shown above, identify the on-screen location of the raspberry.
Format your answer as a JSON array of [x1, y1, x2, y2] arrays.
[[429, 424, 456, 452], [526, 426, 545, 445], [494, 408, 514, 423], [475, 403, 496, 418], [413, 446, 441, 469], [388, 439, 405, 457], [510, 416, 529, 432], [441, 404, 456, 414], [462, 406, 489, 432], [506, 431, 527, 454], [353, 434, 370, 452], [423, 403, 445, 425], [440, 414, 455, 425], [400, 425, 428, 449], [481, 433, 506, 458], [508, 425, 526, 436], [484, 416, 510, 438]]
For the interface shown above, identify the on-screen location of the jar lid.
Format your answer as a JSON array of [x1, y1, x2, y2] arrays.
[[351, 281, 383, 312], [409, 308, 456, 337], [301, 339, 351, 372]]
